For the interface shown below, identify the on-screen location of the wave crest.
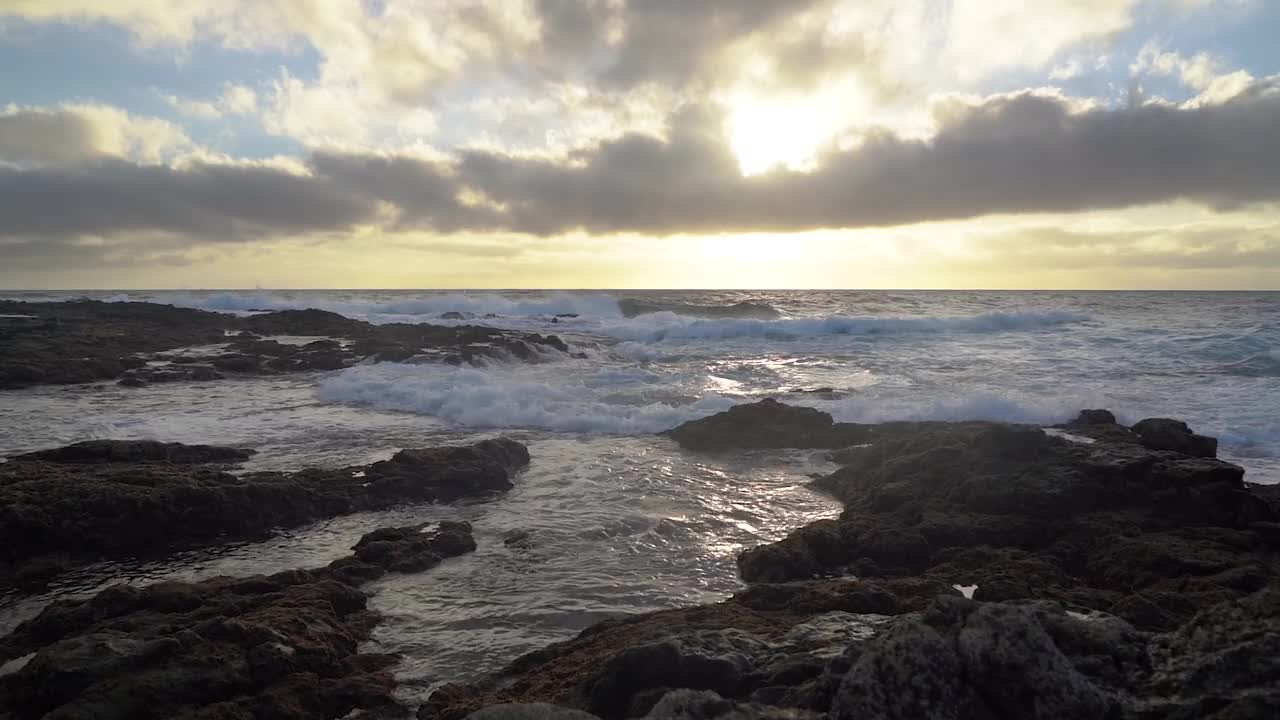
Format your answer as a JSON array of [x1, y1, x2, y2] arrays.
[[618, 299, 782, 320], [607, 310, 1091, 342]]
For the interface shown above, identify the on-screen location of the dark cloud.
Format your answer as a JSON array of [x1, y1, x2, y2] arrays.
[[528, 0, 829, 89], [1, 82, 1279, 255], [0, 108, 105, 165], [444, 83, 1280, 235], [0, 158, 381, 240], [599, 0, 824, 88]]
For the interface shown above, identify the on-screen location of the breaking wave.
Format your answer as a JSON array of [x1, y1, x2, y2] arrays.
[[159, 291, 623, 321], [604, 310, 1092, 342], [316, 363, 738, 434]]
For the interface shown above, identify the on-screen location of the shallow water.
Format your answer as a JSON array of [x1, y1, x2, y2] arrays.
[[2, 289, 1277, 701]]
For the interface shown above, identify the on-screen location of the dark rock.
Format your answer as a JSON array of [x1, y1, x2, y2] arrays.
[[504, 530, 535, 548], [211, 354, 264, 373], [1133, 417, 1219, 457], [117, 377, 148, 388], [643, 689, 819, 718], [832, 597, 1115, 720], [465, 706, 600, 720], [719, 406, 1271, 630], [0, 521, 476, 720], [125, 364, 224, 383], [0, 300, 585, 390], [581, 629, 770, 717], [1072, 408, 1117, 425], [9, 439, 254, 464], [662, 399, 870, 452], [0, 438, 527, 587]]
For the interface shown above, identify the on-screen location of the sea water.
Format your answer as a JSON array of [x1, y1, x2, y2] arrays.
[[1, 289, 1277, 702]]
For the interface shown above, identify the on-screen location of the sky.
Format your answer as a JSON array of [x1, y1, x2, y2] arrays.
[[0, 0, 1278, 289]]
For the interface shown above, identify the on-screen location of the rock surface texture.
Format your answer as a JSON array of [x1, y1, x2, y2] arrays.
[[423, 401, 1280, 719], [0, 438, 528, 588], [0, 299, 571, 389], [0, 521, 477, 720]]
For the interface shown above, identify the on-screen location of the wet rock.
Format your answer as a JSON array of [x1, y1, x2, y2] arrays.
[[465, 706, 599, 720], [662, 399, 870, 452], [117, 376, 148, 388], [1143, 586, 1280, 716], [340, 521, 477, 577], [832, 597, 1115, 720], [1072, 408, 1117, 425], [0, 438, 528, 588], [581, 629, 772, 717], [123, 364, 224, 383], [211, 353, 264, 373], [0, 300, 578, 390], [0, 521, 476, 720], [643, 689, 819, 719], [504, 530, 535, 548], [1133, 417, 1219, 458], [8, 439, 253, 464], [721, 405, 1274, 630]]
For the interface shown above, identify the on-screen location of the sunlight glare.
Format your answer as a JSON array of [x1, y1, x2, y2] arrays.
[[728, 95, 830, 176]]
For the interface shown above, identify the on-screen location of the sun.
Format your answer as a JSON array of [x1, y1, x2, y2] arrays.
[[728, 96, 826, 176], [726, 83, 865, 176]]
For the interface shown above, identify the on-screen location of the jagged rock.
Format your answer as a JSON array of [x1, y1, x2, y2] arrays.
[[465, 706, 600, 719], [1142, 586, 1280, 716], [1132, 417, 1219, 458], [1073, 409, 1117, 425], [832, 597, 1117, 720], [0, 521, 476, 720], [0, 438, 527, 588], [662, 399, 870, 452], [8, 439, 253, 465], [582, 629, 772, 717], [643, 689, 819, 719], [718, 403, 1272, 630], [0, 299, 577, 389]]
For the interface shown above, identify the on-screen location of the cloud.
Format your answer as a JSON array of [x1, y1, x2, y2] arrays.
[[959, 223, 1280, 271], [1, 81, 1278, 251], [163, 84, 259, 120], [0, 104, 193, 166], [4, 0, 1224, 157], [0, 158, 382, 241]]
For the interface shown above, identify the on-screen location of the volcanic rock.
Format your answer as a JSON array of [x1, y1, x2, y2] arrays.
[[0, 521, 477, 720], [0, 438, 528, 588]]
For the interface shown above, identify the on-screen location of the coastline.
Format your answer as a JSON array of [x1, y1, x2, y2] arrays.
[[1, 299, 1278, 718]]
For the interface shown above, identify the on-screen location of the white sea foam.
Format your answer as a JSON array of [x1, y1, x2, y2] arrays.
[[316, 360, 1130, 436], [316, 362, 737, 434], [159, 291, 625, 320], [821, 391, 1114, 426], [602, 310, 1091, 343]]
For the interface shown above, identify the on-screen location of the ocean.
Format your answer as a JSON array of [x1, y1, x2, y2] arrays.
[[2, 288, 1278, 703]]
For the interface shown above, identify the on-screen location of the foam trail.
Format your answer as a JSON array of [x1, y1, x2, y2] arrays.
[[317, 363, 736, 434]]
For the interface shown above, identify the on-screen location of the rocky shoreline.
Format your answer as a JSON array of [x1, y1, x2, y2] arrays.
[[0, 299, 572, 389], [2, 400, 1279, 718], [422, 401, 1280, 719], [0, 438, 529, 588], [0, 519, 478, 720]]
